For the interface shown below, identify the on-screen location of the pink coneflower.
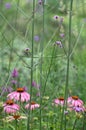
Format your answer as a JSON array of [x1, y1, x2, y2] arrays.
[[7, 87, 30, 102], [3, 100, 19, 114], [67, 96, 84, 107], [73, 105, 85, 112], [25, 101, 40, 110], [3, 114, 27, 122], [54, 97, 64, 106]]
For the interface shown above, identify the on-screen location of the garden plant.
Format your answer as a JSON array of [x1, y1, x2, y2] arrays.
[[0, 0, 86, 130]]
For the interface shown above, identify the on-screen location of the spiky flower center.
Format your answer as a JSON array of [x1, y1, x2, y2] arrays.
[[6, 100, 14, 105], [72, 96, 78, 100], [31, 101, 36, 105], [13, 115, 20, 119], [17, 88, 24, 92], [58, 97, 64, 101]]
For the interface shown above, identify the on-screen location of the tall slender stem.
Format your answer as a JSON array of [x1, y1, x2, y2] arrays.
[[60, 0, 73, 130], [27, 1, 35, 130], [39, 0, 45, 129], [8, 0, 20, 75], [65, 0, 73, 106], [72, 118, 77, 130]]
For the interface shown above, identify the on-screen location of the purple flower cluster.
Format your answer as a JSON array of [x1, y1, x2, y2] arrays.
[[5, 3, 11, 9], [55, 41, 63, 48], [12, 68, 18, 78], [34, 35, 40, 42]]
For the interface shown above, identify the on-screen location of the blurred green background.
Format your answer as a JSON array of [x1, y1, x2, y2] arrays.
[[0, 0, 86, 102]]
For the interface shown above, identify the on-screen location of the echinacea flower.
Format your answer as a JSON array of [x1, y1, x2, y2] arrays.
[[67, 96, 84, 107], [3, 100, 19, 114], [7, 87, 30, 102], [73, 105, 85, 112], [25, 101, 40, 110], [54, 97, 64, 106], [12, 68, 18, 78], [3, 114, 27, 122], [32, 81, 37, 87]]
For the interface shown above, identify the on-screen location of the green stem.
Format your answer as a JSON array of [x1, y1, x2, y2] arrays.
[[8, 0, 20, 74], [43, 46, 56, 96], [27, 1, 35, 130], [39, 0, 45, 129], [60, 0, 73, 130], [82, 113, 86, 130], [15, 120, 18, 130], [72, 118, 77, 130]]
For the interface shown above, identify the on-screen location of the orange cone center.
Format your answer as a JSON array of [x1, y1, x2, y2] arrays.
[[58, 97, 64, 101], [17, 88, 24, 92], [6, 100, 14, 105], [31, 101, 36, 105], [72, 96, 78, 100], [13, 115, 20, 119]]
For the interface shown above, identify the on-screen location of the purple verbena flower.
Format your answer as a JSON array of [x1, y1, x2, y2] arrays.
[[7, 87, 13, 93], [60, 33, 65, 38], [38, 0, 43, 5], [1, 86, 13, 96], [11, 80, 17, 85], [25, 48, 30, 52], [53, 15, 59, 20], [32, 81, 37, 87], [5, 3, 11, 9], [55, 41, 63, 48], [12, 68, 18, 78], [34, 35, 40, 42]]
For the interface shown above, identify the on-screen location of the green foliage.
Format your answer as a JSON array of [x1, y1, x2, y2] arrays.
[[0, 0, 86, 130]]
